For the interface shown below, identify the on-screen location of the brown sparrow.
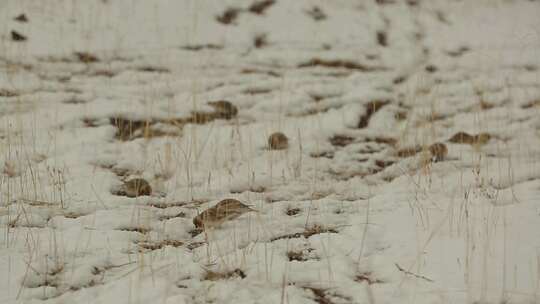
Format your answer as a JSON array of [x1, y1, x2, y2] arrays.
[[120, 178, 152, 197], [268, 132, 288, 150], [208, 100, 238, 119], [193, 199, 256, 230], [428, 142, 448, 162]]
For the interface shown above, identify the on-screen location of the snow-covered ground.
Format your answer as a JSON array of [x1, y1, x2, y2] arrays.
[[1, 0, 540, 303]]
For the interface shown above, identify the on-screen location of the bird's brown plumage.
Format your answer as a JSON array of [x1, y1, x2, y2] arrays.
[[193, 199, 255, 229]]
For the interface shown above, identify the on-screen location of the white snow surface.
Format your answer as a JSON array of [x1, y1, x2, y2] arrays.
[[1, 0, 540, 303]]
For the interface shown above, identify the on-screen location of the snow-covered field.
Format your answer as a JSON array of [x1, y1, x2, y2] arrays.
[[1, 0, 540, 303]]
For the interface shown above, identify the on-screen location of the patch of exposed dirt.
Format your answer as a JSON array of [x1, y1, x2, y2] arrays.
[[306, 6, 326, 21], [425, 64, 437, 73], [11, 30, 27, 42], [91, 69, 116, 78], [136, 66, 170, 73], [216, 7, 242, 25], [0, 89, 19, 97], [375, 159, 395, 169], [301, 286, 353, 304], [446, 46, 470, 57], [158, 212, 186, 221], [522, 99, 540, 109], [137, 240, 184, 251], [110, 117, 152, 140], [181, 44, 223, 51], [310, 151, 334, 159], [63, 96, 87, 104], [354, 272, 384, 285], [204, 269, 246, 281], [14, 14, 28, 23], [108, 104, 243, 141], [240, 68, 281, 77], [75, 52, 99, 63], [358, 100, 390, 128], [253, 33, 268, 48], [287, 248, 317, 262], [365, 136, 397, 146], [243, 87, 272, 95], [248, 0, 275, 15], [286, 207, 301, 216], [396, 146, 421, 158], [298, 58, 381, 72], [329, 135, 355, 147], [377, 31, 388, 47], [116, 226, 151, 234], [149, 200, 206, 209], [271, 225, 338, 241]]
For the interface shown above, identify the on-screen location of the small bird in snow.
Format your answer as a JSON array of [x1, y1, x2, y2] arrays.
[[207, 100, 238, 119], [121, 178, 152, 197], [428, 142, 448, 162], [193, 199, 256, 230], [268, 132, 289, 150]]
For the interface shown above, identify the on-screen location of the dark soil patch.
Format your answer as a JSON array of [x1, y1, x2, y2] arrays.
[[204, 269, 246, 281], [446, 46, 470, 57], [393, 75, 407, 84], [63, 96, 87, 104], [158, 212, 186, 221], [216, 7, 242, 25], [149, 200, 205, 209], [92, 69, 116, 78], [329, 135, 355, 147], [366, 136, 397, 146], [425, 65, 437, 73], [354, 272, 384, 285], [298, 58, 379, 72], [240, 68, 281, 77], [302, 286, 352, 304], [286, 207, 301, 216], [0, 89, 19, 97], [396, 146, 421, 158], [287, 248, 316, 262], [14, 14, 28, 22], [375, 159, 394, 169], [181, 44, 223, 51], [377, 31, 388, 47], [253, 33, 268, 48], [82, 117, 100, 128], [271, 225, 338, 241], [75, 52, 99, 63], [310, 151, 334, 159], [117, 226, 151, 234], [306, 6, 326, 21], [136, 66, 170, 73], [110, 117, 151, 140], [137, 240, 184, 251], [248, 0, 275, 15], [522, 99, 540, 109], [11, 30, 27, 42], [243, 87, 272, 95], [109, 101, 237, 141], [63, 212, 89, 219], [358, 100, 390, 128]]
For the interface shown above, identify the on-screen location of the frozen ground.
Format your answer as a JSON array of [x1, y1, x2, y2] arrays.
[[1, 0, 540, 303]]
